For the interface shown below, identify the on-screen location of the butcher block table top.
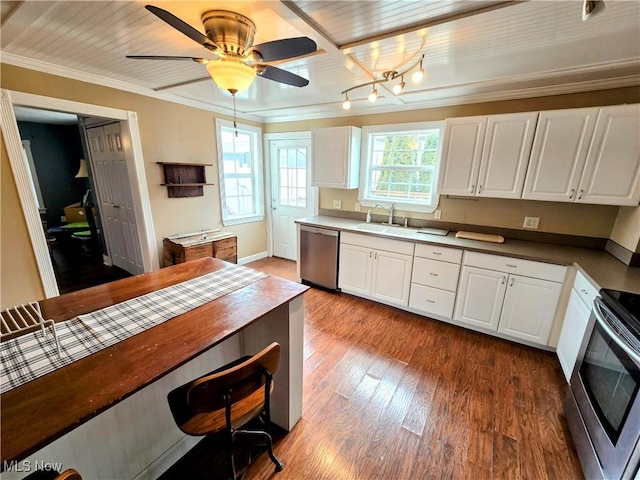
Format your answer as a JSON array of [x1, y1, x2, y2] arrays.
[[0, 258, 308, 464]]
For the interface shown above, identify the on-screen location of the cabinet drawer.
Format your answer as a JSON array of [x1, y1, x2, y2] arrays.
[[414, 244, 462, 264], [412, 257, 460, 292], [463, 251, 566, 282], [409, 283, 456, 318], [573, 270, 598, 308], [341, 232, 414, 256]]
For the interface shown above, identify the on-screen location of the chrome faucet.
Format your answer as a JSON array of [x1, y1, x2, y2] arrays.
[[374, 203, 395, 225]]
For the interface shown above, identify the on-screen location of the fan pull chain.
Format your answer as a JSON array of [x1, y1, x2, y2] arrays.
[[231, 91, 238, 137]]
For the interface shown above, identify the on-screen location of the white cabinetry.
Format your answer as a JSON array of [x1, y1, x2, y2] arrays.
[[523, 104, 640, 206], [311, 126, 361, 189], [454, 251, 566, 346], [522, 107, 599, 202], [557, 271, 599, 381], [409, 244, 462, 318], [339, 232, 414, 307], [578, 104, 640, 206], [438, 112, 538, 199]]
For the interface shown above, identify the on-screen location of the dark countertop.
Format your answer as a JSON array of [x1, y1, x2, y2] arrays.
[[296, 215, 640, 294]]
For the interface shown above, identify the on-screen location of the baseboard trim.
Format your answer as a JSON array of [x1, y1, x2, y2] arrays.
[[132, 434, 201, 480], [238, 251, 269, 265]]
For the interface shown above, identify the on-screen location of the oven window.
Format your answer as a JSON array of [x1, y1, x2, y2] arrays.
[[580, 321, 640, 444]]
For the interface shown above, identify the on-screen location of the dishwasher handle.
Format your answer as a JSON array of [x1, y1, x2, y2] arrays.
[[300, 225, 339, 237]]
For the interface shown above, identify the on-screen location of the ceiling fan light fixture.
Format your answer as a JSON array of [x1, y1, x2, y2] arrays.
[[205, 58, 257, 93], [368, 87, 378, 103]]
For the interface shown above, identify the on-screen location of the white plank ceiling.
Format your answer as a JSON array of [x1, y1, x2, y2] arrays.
[[2, 0, 639, 123]]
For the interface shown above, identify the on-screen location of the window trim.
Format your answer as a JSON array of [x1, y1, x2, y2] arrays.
[[358, 121, 444, 214], [215, 119, 265, 226]]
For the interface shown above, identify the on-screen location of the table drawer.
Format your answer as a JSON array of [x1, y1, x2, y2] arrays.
[[412, 257, 460, 292], [414, 243, 462, 264], [409, 283, 456, 318]]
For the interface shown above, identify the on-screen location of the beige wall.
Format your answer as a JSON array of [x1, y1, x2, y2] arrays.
[[1, 131, 45, 307], [1, 63, 267, 306], [267, 86, 640, 238], [610, 206, 640, 252]]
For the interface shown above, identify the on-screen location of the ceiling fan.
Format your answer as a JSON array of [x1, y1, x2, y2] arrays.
[[127, 5, 317, 95]]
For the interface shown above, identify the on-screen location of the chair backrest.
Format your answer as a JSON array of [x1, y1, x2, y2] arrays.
[[187, 342, 280, 413], [56, 469, 82, 480]]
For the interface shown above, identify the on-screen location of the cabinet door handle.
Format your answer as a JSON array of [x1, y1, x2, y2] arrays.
[[432, 252, 442, 256], [578, 189, 584, 199], [478, 185, 482, 194], [369, 251, 372, 258], [429, 273, 439, 276], [501, 276, 506, 284], [509, 278, 515, 287], [374, 252, 378, 260], [470, 185, 475, 194], [569, 189, 575, 199], [581, 289, 588, 295], [427, 299, 436, 304], [506, 264, 517, 268]]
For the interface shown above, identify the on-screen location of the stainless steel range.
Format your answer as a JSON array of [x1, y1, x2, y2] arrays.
[[565, 288, 640, 480]]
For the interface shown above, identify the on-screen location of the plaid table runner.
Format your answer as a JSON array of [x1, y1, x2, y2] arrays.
[[1, 265, 267, 393]]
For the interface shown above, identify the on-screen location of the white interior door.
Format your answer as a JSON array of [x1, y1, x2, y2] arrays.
[[86, 123, 144, 275], [270, 138, 314, 260]]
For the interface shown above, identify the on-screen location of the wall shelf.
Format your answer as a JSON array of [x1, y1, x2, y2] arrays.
[[157, 162, 214, 198]]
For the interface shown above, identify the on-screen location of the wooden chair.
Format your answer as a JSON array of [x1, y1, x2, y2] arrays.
[[56, 470, 81, 480], [167, 342, 284, 479], [22, 468, 81, 480]]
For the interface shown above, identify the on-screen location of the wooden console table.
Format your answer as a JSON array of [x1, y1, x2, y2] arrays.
[[0, 258, 307, 479], [163, 235, 237, 266]]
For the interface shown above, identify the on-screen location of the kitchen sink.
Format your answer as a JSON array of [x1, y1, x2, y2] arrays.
[[352, 223, 419, 237]]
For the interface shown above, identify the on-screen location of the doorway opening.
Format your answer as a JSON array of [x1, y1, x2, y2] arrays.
[[15, 107, 132, 293], [1, 89, 158, 300]]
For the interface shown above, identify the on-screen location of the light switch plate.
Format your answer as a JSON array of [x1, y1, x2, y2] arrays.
[[333, 200, 342, 209], [434, 209, 442, 220], [354, 202, 361, 212]]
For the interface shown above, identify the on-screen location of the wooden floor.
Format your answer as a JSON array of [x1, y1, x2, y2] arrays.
[[173, 257, 584, 480]]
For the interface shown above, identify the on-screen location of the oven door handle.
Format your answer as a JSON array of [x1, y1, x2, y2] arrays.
[[593, 299, 640, 365]]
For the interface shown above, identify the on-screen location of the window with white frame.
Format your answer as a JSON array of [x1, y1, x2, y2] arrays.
[[215, 119, 264, 226], [359, 122, 443, 213]]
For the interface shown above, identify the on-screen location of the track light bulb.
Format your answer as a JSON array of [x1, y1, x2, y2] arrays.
[[412, 67, 424, 84], [343, 98, 351, 110], [393, 78, 406, 95], [368, 87, 378, 103]]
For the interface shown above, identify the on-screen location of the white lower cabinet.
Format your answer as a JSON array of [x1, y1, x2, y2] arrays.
[[454, 251, 566, 346], [339, 233, 413, 307], [556, 270, 599, 381]]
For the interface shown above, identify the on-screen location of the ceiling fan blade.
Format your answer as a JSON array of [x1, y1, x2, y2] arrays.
[[145, 5, 217, 52], [250, 37, 317, 62], [126, 55, 207, 63], [258, 65, 309, 87]]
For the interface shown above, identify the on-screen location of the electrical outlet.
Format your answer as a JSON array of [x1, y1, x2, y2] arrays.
[[354, 202, 361, 212], [61, 215, 67, 223], [434, 209, 442, 220], [333, 200, 342, 209], [523, 216, 540, 229]]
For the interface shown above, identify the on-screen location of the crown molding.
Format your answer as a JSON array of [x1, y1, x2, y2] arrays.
[[0, 52, 265, 124]]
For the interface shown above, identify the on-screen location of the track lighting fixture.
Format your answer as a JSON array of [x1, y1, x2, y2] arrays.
[[392, 76, 405, 95], [582, 0, 605, 20], [411, 58, 424, 83], [339, 54, 425, 107], [342, 94, 351, 110]]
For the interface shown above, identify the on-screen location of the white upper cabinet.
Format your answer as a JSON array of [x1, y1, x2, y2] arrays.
[[311, 126, 361, 189], [437, 112, 537, 199], [477, 112, 538, 199], [522, 107, 599, 202], [437, 116, 487, 196], [577, 104, 640, 206]]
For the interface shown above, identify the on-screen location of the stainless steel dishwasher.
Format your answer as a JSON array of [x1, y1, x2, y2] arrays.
[[299, 225, 339, 290]]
